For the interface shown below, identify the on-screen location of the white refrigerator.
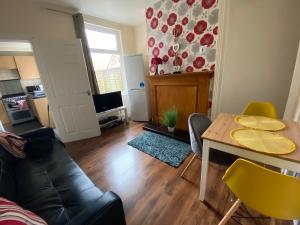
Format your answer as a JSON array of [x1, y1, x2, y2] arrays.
[[124, 54, 151, 121]]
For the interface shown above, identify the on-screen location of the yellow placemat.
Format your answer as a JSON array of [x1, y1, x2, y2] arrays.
[[235, 115, 285, 131], [230, 128, 296, 155]]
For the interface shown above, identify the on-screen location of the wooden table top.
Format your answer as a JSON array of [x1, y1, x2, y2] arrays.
[[202, 113, 300, 163]]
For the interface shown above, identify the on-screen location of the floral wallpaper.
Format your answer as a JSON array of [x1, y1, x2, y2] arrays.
[[146, 0, 219, 75]]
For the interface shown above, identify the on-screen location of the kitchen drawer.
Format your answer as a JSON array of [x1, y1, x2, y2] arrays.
[[29, 97, 54, 128], [0, 101, 10, 125]]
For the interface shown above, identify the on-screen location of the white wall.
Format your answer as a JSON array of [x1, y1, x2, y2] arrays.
[[0, 0, 76, 40], [133, 22, 149, 77], [217, 0, 300, 118]]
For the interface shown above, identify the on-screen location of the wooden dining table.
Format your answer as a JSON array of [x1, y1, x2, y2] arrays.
[[200, 112, 300, 201]]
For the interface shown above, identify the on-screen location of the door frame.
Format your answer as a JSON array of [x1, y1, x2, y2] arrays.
[[284, 41, 300, 121], [211, 0, 231, 120]]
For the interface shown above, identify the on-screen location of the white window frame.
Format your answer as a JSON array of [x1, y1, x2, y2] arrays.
[[84, 23, 127, 94]]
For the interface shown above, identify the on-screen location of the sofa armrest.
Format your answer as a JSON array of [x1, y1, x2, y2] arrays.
[[19, 127, 55, 139], [68, 191, 126, 225]]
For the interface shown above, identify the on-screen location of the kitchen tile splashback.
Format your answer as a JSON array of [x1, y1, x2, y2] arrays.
[[0, 78, 42, 97], [0, 69, 20, 80], [0, 80, 23, 96], [20, 79, 42, 91]]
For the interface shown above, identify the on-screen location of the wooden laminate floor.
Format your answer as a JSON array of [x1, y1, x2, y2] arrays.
[[66, 122, 290, 225]]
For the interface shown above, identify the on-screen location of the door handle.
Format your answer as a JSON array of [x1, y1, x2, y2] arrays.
[[79, 90, 91, 96]]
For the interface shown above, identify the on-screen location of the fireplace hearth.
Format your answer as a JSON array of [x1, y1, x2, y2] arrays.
[[143, 122, 190, 143]]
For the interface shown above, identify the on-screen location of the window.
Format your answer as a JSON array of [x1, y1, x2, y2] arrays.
[[85, 24, 124, 94]]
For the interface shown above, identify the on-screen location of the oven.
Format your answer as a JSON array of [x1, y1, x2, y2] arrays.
[[2, 93, 35, 125]]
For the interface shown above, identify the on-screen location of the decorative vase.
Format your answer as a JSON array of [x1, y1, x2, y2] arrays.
[[155, 66, 159, 75], [168, 126, 175, 133]]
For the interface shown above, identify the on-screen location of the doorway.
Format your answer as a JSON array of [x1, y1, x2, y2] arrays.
[[0, 40, 53, 134], [0, 38, 101, 143]]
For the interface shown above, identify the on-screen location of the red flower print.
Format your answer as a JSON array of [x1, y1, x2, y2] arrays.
[[151, 57, 163, 65], [186, 66, 194, 72], [167, 13, 177, 26], [194, 20, 207, 35], [163, 55, 169, 63], [173, 0, 179, 2], [210, 64, 215, 71], [146, 7, 154, 19], [151, 18, 159, 29], [161, 24, 168, 33], [160, 69, 165, 75], [186, 0, 195, 6], [157, 11, 163, 18], [201, 0, 216, 9], [152, 47, 160, 57], [159, 42, 164, 48], [148, 37, 155, 47], [182, 51, 188, 59], [172, 24, 183, 37], [168, 47, 176, 57], [150, 64, 156, 73], [186, 33, 195, 43], [202, 69, 209, 72], [213, 26, 218, 35], [173, 57, 183, 66], [200, 33, 214, 46], [182, 17, 189, 26], [193, 57, 205, 69]]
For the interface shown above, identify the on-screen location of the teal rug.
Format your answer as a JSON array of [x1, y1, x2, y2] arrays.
[[128, 131, 191, 167]]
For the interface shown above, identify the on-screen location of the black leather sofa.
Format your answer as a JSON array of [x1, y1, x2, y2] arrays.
[[0, 128, 126, 225]]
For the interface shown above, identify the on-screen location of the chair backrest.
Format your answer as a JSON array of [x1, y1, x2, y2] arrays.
[[188, 113, 211, 156], [223, 159, 300, 220], [242, 101, 277, 118]]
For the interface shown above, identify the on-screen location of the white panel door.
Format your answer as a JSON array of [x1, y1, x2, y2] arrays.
[[31, 39, 100, 142]]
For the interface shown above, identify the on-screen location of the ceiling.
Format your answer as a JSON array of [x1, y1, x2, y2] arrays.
[[36, 0, 157, 26]]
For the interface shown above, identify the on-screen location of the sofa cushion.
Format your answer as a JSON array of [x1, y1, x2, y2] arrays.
[[0, 146, 17, 201], [0, 131, 26, 158], [0, 197, 47, 225], [15, 140, 104, 225], [24, 136, 54, 159]]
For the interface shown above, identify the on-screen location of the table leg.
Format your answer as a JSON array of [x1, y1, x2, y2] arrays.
[[124, 108, 128, 124], [200, 139, 210, 201]]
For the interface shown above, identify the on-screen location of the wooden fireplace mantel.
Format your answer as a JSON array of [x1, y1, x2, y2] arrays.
[[148, 72, 213, 131]]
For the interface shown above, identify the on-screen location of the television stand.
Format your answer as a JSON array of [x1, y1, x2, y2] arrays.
[[96, 106, 128, 128]]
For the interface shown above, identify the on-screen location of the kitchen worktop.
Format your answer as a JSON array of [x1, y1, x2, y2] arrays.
[[29, 95, 46, 99], [0, 95, 46, 100]]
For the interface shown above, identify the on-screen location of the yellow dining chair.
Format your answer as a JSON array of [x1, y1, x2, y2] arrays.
[[242, 101, 277, 118], [218, 159, 300, 225]]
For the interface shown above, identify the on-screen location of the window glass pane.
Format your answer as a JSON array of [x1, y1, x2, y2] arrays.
[[85, 29, 118, 51], [91, 53, 123, 94]]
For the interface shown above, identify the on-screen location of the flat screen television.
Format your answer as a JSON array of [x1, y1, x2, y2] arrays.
[[93, 91, 123, 113]]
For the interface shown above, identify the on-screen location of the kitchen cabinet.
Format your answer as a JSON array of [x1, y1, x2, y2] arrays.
[[0, 56, 17, 69], [29, 97, 54, 128], [0, 101, 10, 125], [14, 56, 40, 79]]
